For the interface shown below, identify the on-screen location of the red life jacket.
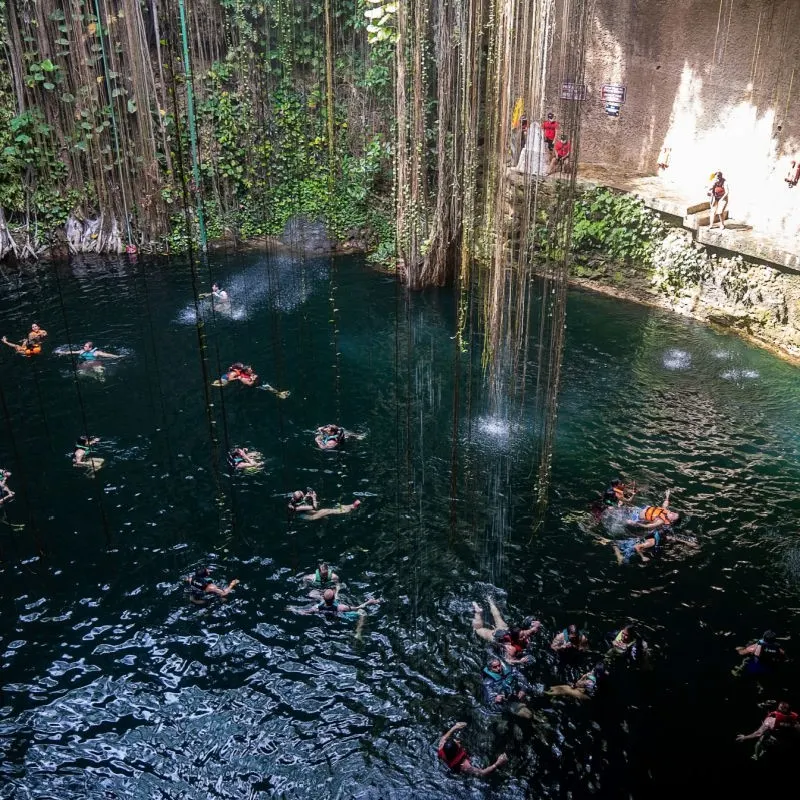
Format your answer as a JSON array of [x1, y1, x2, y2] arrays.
[[542, 119, 558, 141], [438, 744, 468, 771], [712, 181, 726, 199], [769, 710, 798, 730]]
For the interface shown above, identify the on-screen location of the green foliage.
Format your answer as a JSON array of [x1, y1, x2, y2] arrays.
[[570, 187, 665, 269], [650, 230, 711, 295]]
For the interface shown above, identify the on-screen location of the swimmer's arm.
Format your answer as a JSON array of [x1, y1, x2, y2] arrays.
[[291, 502, 316, 513], [437, 721, 467, 750], [94, 350, 120, 358], [736, 722, 769, 741], [662, 489, 671, 508], [354, 598, 381, 610], [461, 753, 508, 777], [550, 634, 567, 651], [504, 645, 529, 664], [633, 520, 661, 531], [735, 643, 757, 656], [205, 579, 239, 597]]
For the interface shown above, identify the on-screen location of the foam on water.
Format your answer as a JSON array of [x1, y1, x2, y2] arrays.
[[175, 255, 328, 324], [662, 348, 691, 370], [721, 369, 759, 381]]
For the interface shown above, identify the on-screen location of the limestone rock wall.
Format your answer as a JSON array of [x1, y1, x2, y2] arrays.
[[547, 0, 800, 240]]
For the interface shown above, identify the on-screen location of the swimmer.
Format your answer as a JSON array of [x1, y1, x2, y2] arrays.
[[471, 599, 541, 664], [593, 529, 697, 564], [605, 625, 649, 668], [437, 722, 508, 777], [27, 323, 47, 343], [289, 488, 361, 520], [481, 656, 533, 720], [551, 624, 590, 653], [736, 701, 800, 760], [0, 469, 15, 505], [314, 424, 365, 450], [61, 341, 122, 361], [627, 489, 679, 533], [73, 435, 105, 474], [602, 478, 636, 507], [298, 587, 381, 616], [2, 336, 41, 357], [187, 565, 239, 605], [211, 283, 229, 302], [214, 364, 289, 397], [304, 563, 341, 598], [228, 447, 264, 471], [546, 662, 607, 701], [732, 629, 785, 677]]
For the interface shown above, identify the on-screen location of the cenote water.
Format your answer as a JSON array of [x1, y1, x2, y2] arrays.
[[1, 252, 799, 798]]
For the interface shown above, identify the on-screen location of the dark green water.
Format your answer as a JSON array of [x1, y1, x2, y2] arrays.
[[1, 252, 798, 798]]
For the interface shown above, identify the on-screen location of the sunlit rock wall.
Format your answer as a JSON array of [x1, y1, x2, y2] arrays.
[[550, 0, 800, 239]]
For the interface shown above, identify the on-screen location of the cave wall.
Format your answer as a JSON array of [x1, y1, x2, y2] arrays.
[[548, 0, 800, 239]]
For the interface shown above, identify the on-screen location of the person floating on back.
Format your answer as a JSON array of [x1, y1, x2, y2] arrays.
[[228, 447, 265, 472], [288, 488, 361, 520], [214, 363, 289, 397], [437, 721, 508, 777], [1, 323, 47, 357], [471, 598, 540, 665]]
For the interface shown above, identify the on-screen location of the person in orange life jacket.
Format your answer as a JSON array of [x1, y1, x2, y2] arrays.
[[626, 489, 679, 555], [707, 170, 729, 230], [736, 701, 800, 759], [471, 598, 541, 664], [437, 721, 508, 777], [541, 112, 558, 151], [603, 478, 636, 507], [548, 133, 571, 175], [733, 629, 785, 676], [551, 623, 590, 653], [187, 565, 239, 605]]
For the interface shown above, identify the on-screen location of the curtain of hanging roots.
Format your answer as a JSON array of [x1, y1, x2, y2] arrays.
[[393, 0, 591, 525]]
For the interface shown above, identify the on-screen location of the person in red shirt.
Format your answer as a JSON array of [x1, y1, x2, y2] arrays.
[[548, 133, 571, 175], [437, 722, 508, 777], [541, 112, 558, 151], [736, 701, 800, 760]]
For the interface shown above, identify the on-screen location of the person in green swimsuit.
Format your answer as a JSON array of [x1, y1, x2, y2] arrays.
[[304, 563, 340, 599]]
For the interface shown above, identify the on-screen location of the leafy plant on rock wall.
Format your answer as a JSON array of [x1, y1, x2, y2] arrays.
[[570, 188, 666, 270]]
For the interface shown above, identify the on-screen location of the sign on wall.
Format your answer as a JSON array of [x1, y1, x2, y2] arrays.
[[560, 82, 587, 101], [601, 84, 626, 116]]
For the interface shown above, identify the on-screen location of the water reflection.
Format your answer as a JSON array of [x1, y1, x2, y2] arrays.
[[0, 258, 799, 797]]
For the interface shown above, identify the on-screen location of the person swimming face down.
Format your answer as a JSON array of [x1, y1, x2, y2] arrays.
[[321, 588, 337, 606]]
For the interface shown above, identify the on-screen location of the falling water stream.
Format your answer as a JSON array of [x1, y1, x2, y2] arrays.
[[0, 252, 799, 798]]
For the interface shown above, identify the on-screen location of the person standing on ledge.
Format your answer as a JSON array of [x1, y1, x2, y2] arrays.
[[541, 111, 558, 152], [707, 170, 729, 230]]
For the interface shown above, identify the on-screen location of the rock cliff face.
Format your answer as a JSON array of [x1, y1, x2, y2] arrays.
[[549, 0, 800, 243], [573, 227, 800, 361]]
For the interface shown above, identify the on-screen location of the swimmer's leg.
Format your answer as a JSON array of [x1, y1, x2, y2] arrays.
[[302, 501, 360, 520], [488, 597, 509, 630], [612, 545, 624, 565], [472, 602, 495, 643], [546, 685, 588, 700], [354, 610, 367, 641], [260, 383, 290, 399], [634, 538, 655, 561]]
